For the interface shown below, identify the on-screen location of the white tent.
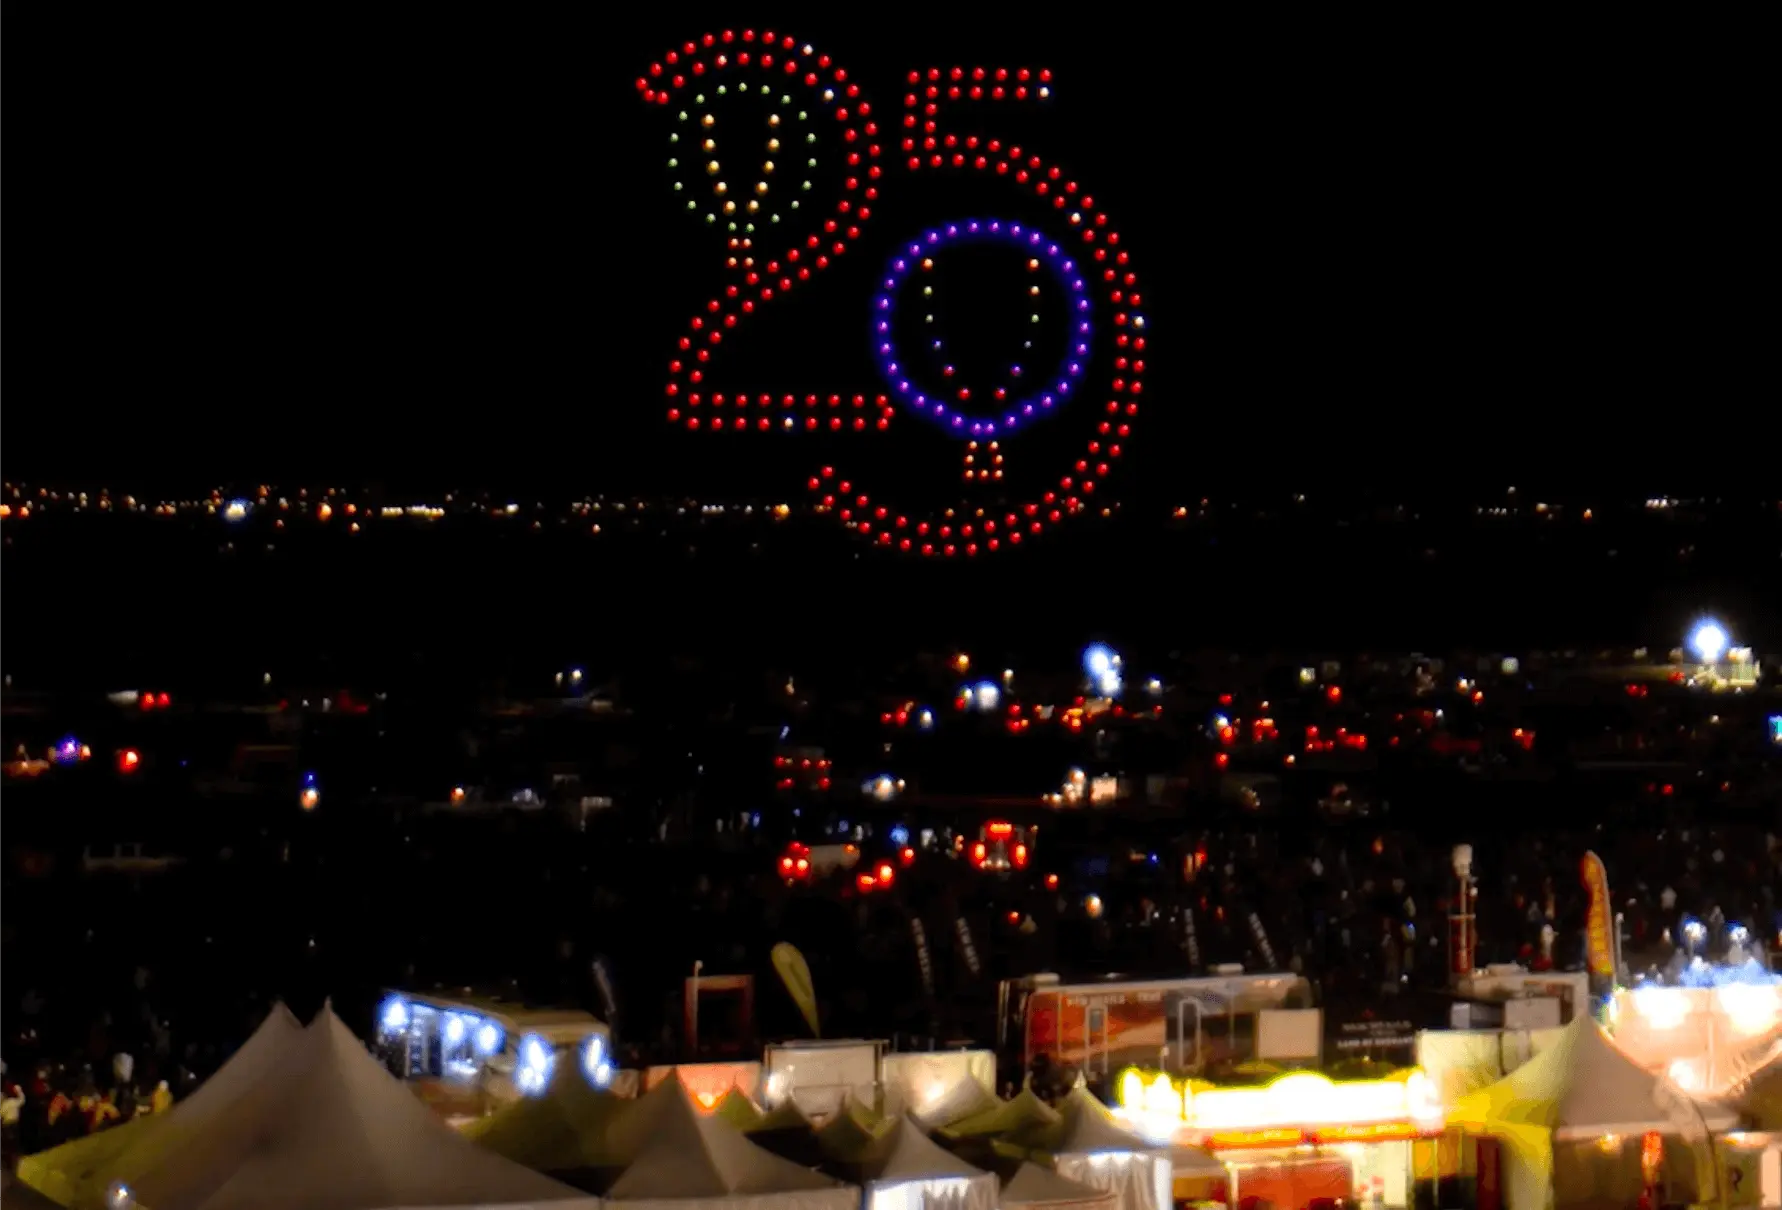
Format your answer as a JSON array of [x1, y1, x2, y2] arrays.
[[1017, 1088, 1172, 1210], [849, 1115, 997, 1210], [17, 1001, 305, 1207], [101, 1003, 597, 1210], [1000, 1162, 1117, 1210], [604, 1072, 856, 1210]]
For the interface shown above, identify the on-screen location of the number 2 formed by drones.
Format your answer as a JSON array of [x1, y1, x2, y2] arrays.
[[637, 28, 1145, 557]]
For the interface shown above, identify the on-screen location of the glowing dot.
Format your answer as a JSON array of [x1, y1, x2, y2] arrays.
[[673, 181, 683, 191], [667, 158, 679, 168], [746, 199, 759, 212], [921, 258, 934, 270], [702, 114, 715, 128], [714, 180, 728, 194], [801, 181, 811, 190], [767, 138, 781, 152], [707, 160, 721, 174], [702, 138, 716, 151], [763, 160, 775, 174], [769, 114, 781, 126], [756, 181, 769, 194], [806, 133, 816, 144], [723, 200, 736, 213]]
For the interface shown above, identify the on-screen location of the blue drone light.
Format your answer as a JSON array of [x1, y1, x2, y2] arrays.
[[872, 220, 1092, 438]]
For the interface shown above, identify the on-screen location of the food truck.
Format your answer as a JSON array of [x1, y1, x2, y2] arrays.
[[374, 990, 612, 1122], [997, 970, 1314, 1089]]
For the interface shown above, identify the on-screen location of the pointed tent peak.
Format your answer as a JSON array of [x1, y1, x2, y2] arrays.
[[1002, 1160, 1117, 1208], [751, 1096, 814, 1133], [944, 1084, 1060, 1138], [714, 1087, 766, 1130], [816, 1094, 889, 1161], [912, 1075, 1000, 1128], [608, 1090, 845, 1200], [1734, 1049, 1782, 1129], [870, 1113, 988, 1182], [265, 1001, 303, 1032], [462, 1058, 627, 1170], [1007, 1087, 1157, 1158]]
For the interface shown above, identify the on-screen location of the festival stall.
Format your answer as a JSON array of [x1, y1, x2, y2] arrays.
[[1609, 979, 1782, 1097], [17, 1002, 304, 1208], [814, 1093, 888, 1162], [1114, 1065, 1443, 1209], [1448, 1014, 1740, 1210], [998, 1162, 1118, 1210], [824, 1114, 999, 1210], [942, 1087, 1060, 1140], [602, 1072, 856, 1210], [1003, 1087, 1172, 1210], [460, 1057, 629, 1179]]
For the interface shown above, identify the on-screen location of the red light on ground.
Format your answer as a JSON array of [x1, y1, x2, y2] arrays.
[[857, 873, 876, 891], [156, 692, 170, 707], [1008, 911, 1020, 923], [1326, 685, 1342, 703], [795, 858, 809, 873], [987, 822, 1013, 837], [780, 856, 794, 871], [1012, 844, 1028, 867], [971, 843, 987, 865], [877, 862, 894, 881], [1215, 753, 1230, 769], [1045, 873, 1059, 890], [900, 847, 916, 866], [117, 749, 141, 773]]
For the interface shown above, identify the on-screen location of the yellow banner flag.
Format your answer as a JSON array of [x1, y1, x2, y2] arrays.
[[772, 942, 820, 1038], [1580, 851, 1614, 979]]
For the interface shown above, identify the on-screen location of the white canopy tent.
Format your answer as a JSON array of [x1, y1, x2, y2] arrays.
[[17, 1001, 305, 1207], [999, 1162, 1117, 1210], [1019, 1088, 1172, 1210], [850, 1115, 998, 1210], [101, 1003, 597, 1210], [604, 1072, 856, 1210]]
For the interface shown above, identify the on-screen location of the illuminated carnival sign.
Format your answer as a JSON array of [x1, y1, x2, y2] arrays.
[[1116, 1069, 1444, 1149], [637, 30, 1145, 556]]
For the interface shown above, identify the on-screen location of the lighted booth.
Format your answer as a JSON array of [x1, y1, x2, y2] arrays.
[[374, 990, 611, 1121], [1116, 1067, 1442, 1210], [1449, 1015, 1740, 1210], [1610, 980, 1782, 1097], [1728, 1052, 1782, 1207], [17, 1003, 303, 1207]]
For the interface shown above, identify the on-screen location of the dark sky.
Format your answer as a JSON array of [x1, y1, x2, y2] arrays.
[[4, 11, 1766, 505]]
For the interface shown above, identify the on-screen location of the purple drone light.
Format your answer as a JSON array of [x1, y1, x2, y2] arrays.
[[871, 219, 1092, 439]]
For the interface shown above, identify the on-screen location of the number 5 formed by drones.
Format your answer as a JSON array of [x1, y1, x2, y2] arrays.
[[637, 29, 1146, 557]]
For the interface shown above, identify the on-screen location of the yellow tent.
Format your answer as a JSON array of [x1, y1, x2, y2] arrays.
[[17, 1002, 302, 1208], [942, 1086, 1060, 1140], [714, 1087, 766, 1131], [815, 1094, 889, 1162], [461, 1060, 629, 1173], [1448, 1015, 1739, 1210]]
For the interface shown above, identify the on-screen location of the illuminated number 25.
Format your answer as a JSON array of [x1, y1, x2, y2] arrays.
[[637, 29, 1145, 557]]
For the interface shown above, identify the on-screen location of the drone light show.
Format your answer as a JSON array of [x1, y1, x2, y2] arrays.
[[637, 30, 1145, 557]]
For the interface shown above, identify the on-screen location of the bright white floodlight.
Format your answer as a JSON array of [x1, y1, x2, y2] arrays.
[[1690, 621, 1728, 664]]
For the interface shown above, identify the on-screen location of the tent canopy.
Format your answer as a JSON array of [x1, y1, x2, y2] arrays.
[[1005, 1087, 1160, 1159], [1733, 1049, 1782, 1130], [462, 1056, 629, 1172], [750, 1097, 813, 1135], [17, 1001, 305, 1209], [1450, 1014, 1738, 1141], [911, 1074, 1000, 1128], [863, 1115, 989, 1184], [102, 1003, 594, 1210], [1001, 1162, 1118, 1210], [605, 1073, 853, 1206], [714, 1087, 766, 1131], [815, 1093, 888, 1162], [943, 1087, 1060, 1139]]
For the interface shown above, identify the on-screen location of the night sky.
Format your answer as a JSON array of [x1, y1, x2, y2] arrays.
[[4, 11, 1765, 503]]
